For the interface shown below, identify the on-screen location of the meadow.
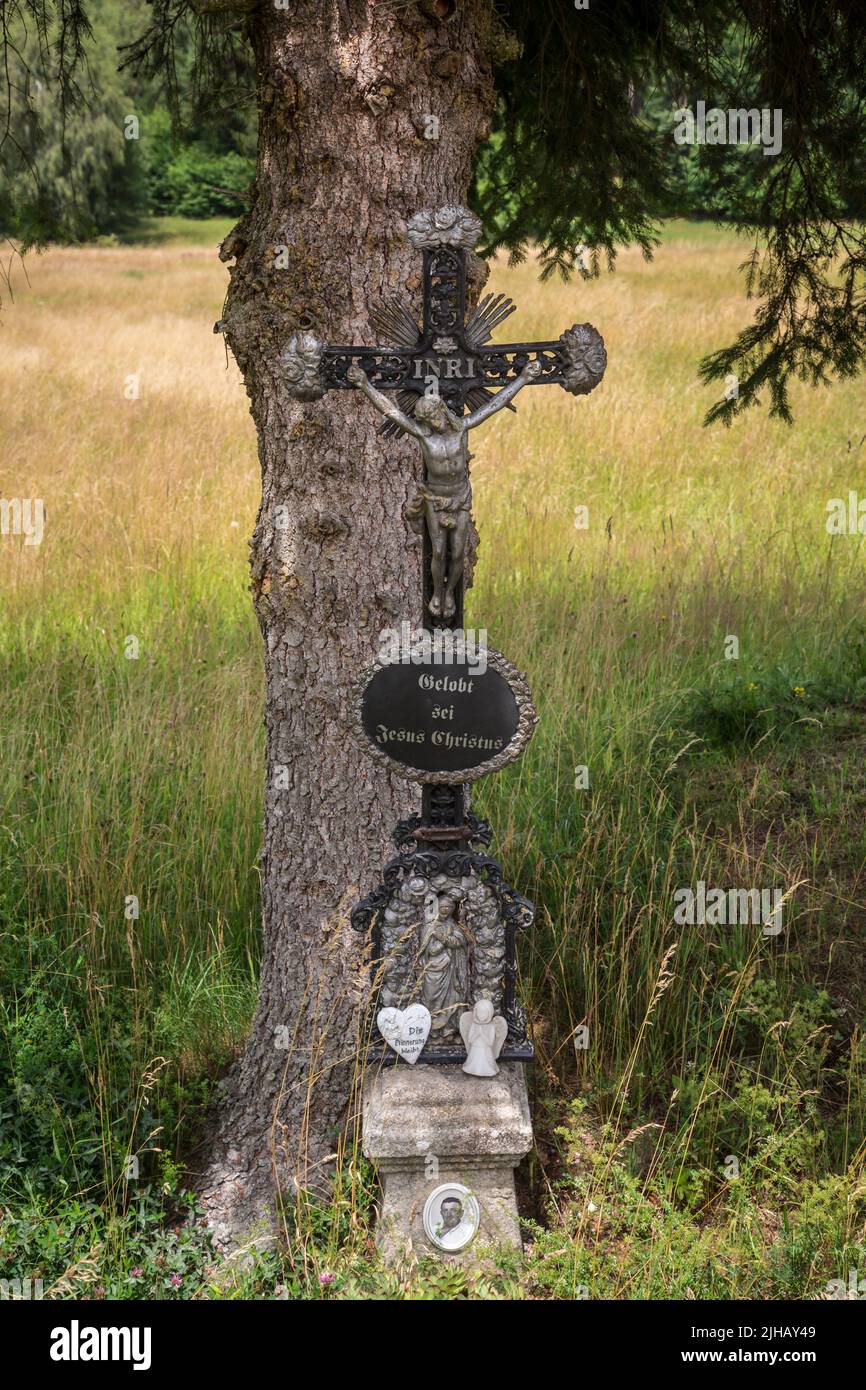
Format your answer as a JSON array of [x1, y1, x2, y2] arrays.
[[1, 219, 864, 1299]]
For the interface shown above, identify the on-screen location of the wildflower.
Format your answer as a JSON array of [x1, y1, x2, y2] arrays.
[[170, 1273, 182, 1288], [793, 685, 806, 697], [319, 1270, 336, 1287], [130, 1267, 143, 1279]]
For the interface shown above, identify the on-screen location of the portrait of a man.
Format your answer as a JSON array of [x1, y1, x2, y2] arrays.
[[423, 1184, 480, 1252]]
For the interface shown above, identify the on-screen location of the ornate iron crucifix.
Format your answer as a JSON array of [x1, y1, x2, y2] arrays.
[[282, 206, 606, 1064], [281, 204, 607, 628]]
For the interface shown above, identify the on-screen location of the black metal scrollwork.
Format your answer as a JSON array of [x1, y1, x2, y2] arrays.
[[318, 241, 601, 412], [352, 829, 535, 1065]]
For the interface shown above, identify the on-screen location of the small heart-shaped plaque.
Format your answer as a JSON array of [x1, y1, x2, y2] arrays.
[[377, 1004, 431, 1065]]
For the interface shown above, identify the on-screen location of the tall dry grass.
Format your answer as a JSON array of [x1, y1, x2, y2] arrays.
[[1, 224, 864, 1297]]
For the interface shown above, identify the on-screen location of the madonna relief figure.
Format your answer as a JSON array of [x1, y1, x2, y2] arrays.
[[420, 890, 471, 1034]]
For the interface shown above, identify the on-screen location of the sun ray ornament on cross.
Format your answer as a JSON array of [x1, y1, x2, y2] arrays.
[[281, 205, 606, 1071], [280, 205, 607, 625]]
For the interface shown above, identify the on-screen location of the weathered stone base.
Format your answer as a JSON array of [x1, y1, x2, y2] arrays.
[[362, 1061, 533, 1261]]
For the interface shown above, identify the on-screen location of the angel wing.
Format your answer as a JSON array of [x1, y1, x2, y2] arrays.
[[459, 1009, 474, 1052], [492, 1014, 508, 1058]]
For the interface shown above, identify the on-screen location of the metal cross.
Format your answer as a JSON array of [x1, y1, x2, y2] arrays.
[[281, 204, 607, 432], [282, 208, 608, 1063], [281, 203, 606, 639]]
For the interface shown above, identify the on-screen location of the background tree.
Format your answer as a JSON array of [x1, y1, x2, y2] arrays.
[[2, 0, 865, 1246], [0, 0, 147, 240], [0, 0, 256, 240]]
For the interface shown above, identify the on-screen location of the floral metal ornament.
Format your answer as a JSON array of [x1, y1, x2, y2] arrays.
[[405, 204, 483, 250], [559, 322, 608, 396], [279, 330, 327, 400]]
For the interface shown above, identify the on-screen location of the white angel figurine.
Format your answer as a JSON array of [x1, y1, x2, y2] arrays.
[[459, 999, 508, 1077]]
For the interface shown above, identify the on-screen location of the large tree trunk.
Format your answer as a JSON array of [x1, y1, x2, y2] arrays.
[[196, 0, 499, 1248]]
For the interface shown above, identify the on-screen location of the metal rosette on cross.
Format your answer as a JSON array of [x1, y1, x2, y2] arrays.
[[281, 203, 606, 1067]]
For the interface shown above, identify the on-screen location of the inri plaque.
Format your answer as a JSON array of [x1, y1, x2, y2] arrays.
[[352, 644, 537, 784]]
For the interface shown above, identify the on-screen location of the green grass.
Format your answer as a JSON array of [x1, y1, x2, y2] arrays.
[[119, 215, 236, 247], [0, 218, 864, 1300]]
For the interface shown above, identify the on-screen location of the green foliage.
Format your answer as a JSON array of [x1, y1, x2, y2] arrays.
[[0, 900, 252, 1295], [524, 1100, 866, 1300], [0, 0, 254, 238], [477, 3, 866, 424], [0, 1188, 217, 1299], [767, 1175, 866, 1298], [143, 107, 250, 218], [684, 639, 866, 748], [0, 7, 147, 241], [667, 975, 843, 1194]]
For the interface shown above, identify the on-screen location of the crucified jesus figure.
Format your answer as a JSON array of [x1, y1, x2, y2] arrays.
[[346, 358, 542, 620]]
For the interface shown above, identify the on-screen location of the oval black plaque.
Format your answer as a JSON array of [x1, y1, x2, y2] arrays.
[[352, 645, 537, 784]]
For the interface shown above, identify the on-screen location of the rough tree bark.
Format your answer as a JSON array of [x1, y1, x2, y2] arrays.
[[195, 0, 505, 1249]]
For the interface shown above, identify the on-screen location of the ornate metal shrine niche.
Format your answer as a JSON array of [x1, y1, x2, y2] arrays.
[[281, 205, 606, 1067], [351, 813, 534, 1063]]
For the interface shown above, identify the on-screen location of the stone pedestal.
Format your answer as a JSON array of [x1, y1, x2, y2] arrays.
[[362, 1061, 533, 1261]]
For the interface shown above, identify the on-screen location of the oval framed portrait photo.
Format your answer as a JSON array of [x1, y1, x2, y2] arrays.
[[423, 1182, 481, 1252]]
